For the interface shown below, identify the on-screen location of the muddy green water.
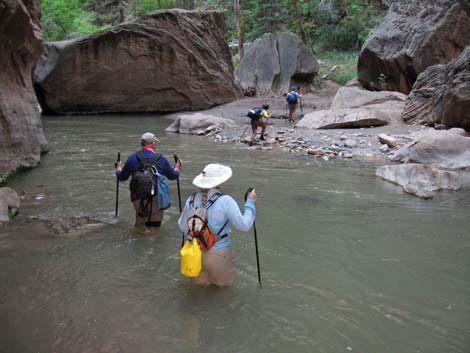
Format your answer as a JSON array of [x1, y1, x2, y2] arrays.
[[1, 115, 469, 353]]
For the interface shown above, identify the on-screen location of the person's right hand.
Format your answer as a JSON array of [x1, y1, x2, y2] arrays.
[[174, 159, 182, 171], [115, 161, 123, 171]]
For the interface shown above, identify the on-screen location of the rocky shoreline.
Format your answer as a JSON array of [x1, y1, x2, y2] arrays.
[[165, 82, 470, 200]]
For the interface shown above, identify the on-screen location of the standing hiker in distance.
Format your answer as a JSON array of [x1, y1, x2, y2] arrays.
[[286, 86, 302, 123], [115, 132, 182, 236], [178, 163, 256, 287]]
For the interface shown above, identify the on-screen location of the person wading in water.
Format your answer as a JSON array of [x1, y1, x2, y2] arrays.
[[115, 132, 182, 236], [178, 164, 256, 287]]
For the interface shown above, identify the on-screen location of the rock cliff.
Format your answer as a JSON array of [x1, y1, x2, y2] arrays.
[[0, 0, 48, 183], [358, 0, 470, 94]]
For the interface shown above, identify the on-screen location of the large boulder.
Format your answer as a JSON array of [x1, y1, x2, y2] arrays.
[[166, 113, 235, 134], [297, 86, 406, 129], [390, 129, 470, 169], [34, 10, 242, 115], [358, 0, 470, 94], [235, 32, 319, 96], [296, 104, 394, 129], [0, 187, 21, 224], [331, 86, 406, 109], [402, 47, 470, 129], [0, 0, 48, 183], [376, 164, 460, 199]]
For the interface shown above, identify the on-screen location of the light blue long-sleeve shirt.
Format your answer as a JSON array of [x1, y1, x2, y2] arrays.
[[177, 188, 256, 250]]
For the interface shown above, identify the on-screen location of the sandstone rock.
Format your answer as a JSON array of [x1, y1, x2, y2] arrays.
[[34, 10, 241, 115], [378, 133, 397, 148], [390, 129, 470, 169], [331, 86, 406, 109], [235, 32, 319, 96], [166, 113, 236, 134], [376, 164, 460, 199], [296, 105, 393, 129], [402, 47, 470, 129], [358, 0, 470, 94], [0, 0, 48, 183], [0, 187, 21, 224]]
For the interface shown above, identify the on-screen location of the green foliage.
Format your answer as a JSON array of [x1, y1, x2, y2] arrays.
[[127, 0, 176, 17], [41, 0, 386, 64], [314, 0, 384, 51], [42, 0, 104, 41], [317, 50, 358, 85]]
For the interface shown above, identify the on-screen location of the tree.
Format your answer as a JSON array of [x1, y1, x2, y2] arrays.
[[233, 0, 244, 58]]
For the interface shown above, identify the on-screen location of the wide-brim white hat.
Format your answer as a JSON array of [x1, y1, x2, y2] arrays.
[[192, 164, 232, 189]]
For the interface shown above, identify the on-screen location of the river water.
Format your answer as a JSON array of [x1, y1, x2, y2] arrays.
[[1, 115, 469, 353]]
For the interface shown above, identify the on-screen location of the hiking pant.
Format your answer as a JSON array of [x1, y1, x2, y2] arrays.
[[191, 247, 235, 287], [288, 102, 298, 121], [133, 199, 163, 231]]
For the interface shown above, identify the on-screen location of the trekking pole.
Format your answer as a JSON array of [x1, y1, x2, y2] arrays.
[[240, 124, 250, 140], [300, 97, 303, 115], [173, 154, 184, 247], [115, 151, 121, 217], [245, 187, 262, 288]]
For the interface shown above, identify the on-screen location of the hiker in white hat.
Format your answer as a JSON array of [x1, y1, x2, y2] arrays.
[[115, 132, 182, 235], [178, 163, 256, 287]]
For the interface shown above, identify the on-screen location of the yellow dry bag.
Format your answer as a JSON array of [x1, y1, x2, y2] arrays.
[[180, 239, 202, 277]]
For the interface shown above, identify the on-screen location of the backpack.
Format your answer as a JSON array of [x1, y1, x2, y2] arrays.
[[286, 91, 298, 104], [247, 107, 262, 120], [186, 192, 229, 251], [130, 151, 171, 216]]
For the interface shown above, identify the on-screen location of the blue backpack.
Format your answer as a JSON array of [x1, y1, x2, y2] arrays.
[[247, 107, 262, 119], [286, 91, 298, 103], [155, 169, 171, 210]]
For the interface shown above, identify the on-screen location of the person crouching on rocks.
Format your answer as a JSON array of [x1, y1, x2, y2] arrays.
[[251, 104, 272, 144], [115, 132, 182, 236], [178, 164, 256, 287]]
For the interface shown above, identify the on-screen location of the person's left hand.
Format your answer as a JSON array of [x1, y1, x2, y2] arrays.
[[115, 161, 123, 171], [174, 159, 182, 171]]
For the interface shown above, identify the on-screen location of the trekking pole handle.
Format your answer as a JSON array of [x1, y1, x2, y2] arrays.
[[115, 151, 121, 168], [245, 187, 254, 201], [173, 154, 178, 164]]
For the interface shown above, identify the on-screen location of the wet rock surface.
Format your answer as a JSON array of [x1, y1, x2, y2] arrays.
[[34, 10, 241, 115], [166, 113, 236, 135], [376, 164, 461, 199], [0, 187, 21, 224]]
